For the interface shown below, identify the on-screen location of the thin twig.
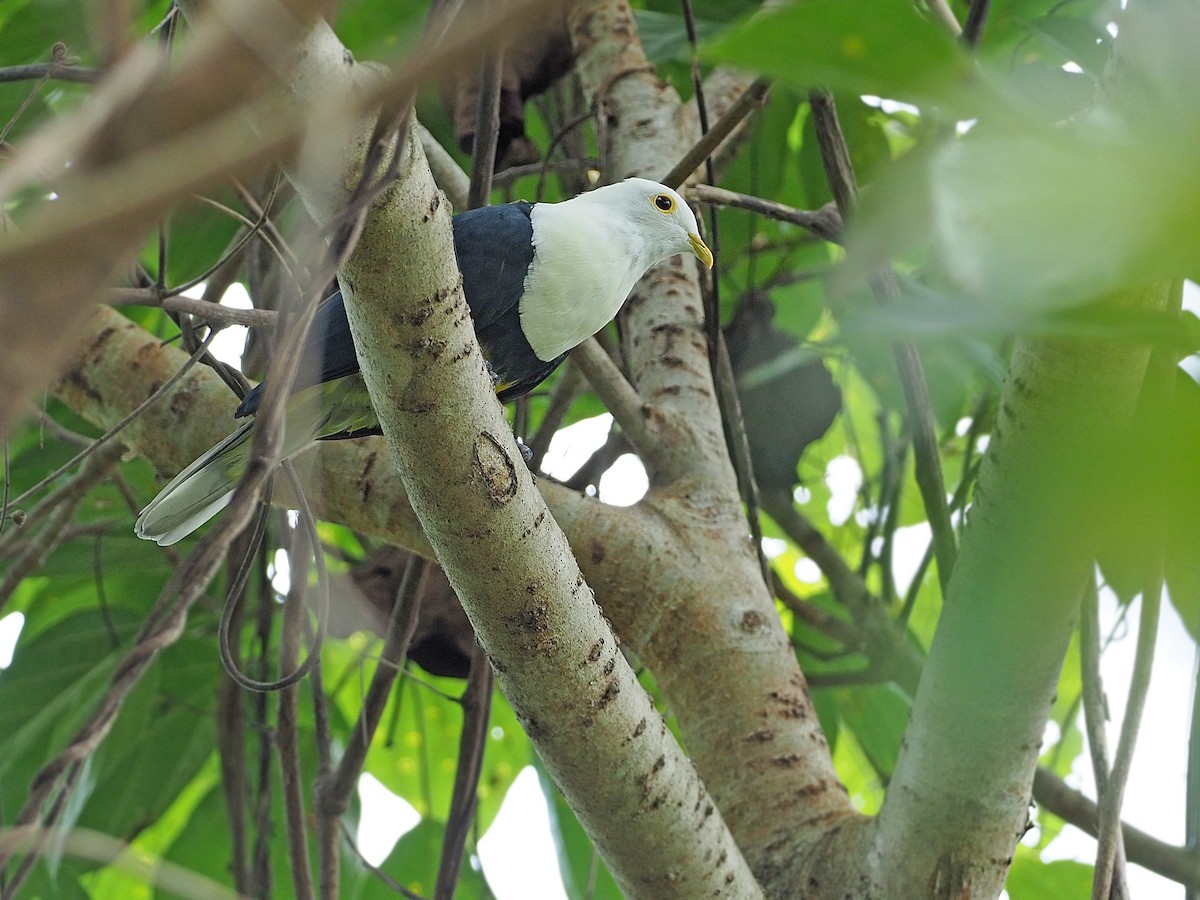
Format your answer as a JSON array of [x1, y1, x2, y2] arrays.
[[1033, 768, 1200, 892], [216, 534, 253, 896], [169, 176, 283, 296], [808, 90, 957, 593], [962, 0, 991, 47], [183, 193, 294, 291], [217, 461, 329, 692], [1080, 579, 1130, 900], [0, 63, 98, 84], [340, 822, 429, 900], [109, 288, 279, 327], [229, 179, 300, 273], [534, 107, 597, 199], [495, 157, 597, 189], [315, 556, 428, 900], [251, 554, 275, 900], [688, 184, 842, 244], [1093, 569, 1162, 900], [27, 406, 92, 447], [434, 645, 494, 899], [277, 528, 316, 900], [659, 77, 771, 190]]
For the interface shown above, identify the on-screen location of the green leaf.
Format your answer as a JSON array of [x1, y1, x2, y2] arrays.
[[705, 0, 971, 107], [335, 0, 428, 59], [633, 9, 724, 63], [1005, 851, 1094, 900], [373, 818, 490, 899], [321, 638, 528, 831], [836, 683, 910, 778], [1099, 365, 1200, 627], [79, 634, 219, 841], [0, 610, 136, 794]]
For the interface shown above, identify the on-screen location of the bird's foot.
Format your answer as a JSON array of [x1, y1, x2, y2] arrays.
[[515, 436, 535, 466]]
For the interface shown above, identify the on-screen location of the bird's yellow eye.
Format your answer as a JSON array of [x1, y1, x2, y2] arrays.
[[653, 193, 675, 213]]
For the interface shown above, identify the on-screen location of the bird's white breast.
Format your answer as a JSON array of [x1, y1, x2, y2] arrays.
[[520, 202, 649, 361]]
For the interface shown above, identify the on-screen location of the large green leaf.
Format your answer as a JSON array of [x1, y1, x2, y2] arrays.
[[835, 683, 910, 779], [371, 818, 491, 900], [79, 633, 219, 841], [322, 638, 529, 830], [1005, 851, 1094, 900], [0, 610, 135, 792], [705, 0, 971, 108], [845, 3, 1200, 317]]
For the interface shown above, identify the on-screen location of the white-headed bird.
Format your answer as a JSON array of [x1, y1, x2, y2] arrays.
[[135, 178, 712, 545]]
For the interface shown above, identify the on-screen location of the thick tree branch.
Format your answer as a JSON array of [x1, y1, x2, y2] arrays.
[[55, 306, 435, 554], [568, 2, 856, 889], [278, 16, 761, 898], [873, 284, 1168, 898]]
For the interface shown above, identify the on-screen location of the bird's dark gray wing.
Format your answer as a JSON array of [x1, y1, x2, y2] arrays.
[[235, 291, 357, 419], [453, 202, 563, 398], [236, 200, 556, 419], [452, 201, 535, 331]]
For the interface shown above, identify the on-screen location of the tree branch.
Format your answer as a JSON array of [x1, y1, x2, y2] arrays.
[[568, 3, 856, 888], [570, 338, 660, 464], [688, 184, 842, 244], [808, 90, 958, 594], [278, 14, 761, 895], [659, 77, 771, 190], [874, 284, 1168, 898], [1033, 768, 1200, 892]]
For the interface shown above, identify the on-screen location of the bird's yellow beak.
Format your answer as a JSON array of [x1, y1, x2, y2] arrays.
[[689, 233, 714, 269]]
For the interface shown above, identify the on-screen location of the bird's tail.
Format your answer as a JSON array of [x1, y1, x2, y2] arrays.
[[135, 422, 256, 546]]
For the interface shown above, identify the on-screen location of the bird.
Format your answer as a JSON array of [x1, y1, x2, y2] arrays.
[[135, 177, 713, 545]]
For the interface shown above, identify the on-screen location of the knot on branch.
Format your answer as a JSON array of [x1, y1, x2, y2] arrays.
[[474, 431, 518, 503]]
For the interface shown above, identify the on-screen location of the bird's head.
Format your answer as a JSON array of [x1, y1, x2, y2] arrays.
[[591, 177, 714, 270]]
